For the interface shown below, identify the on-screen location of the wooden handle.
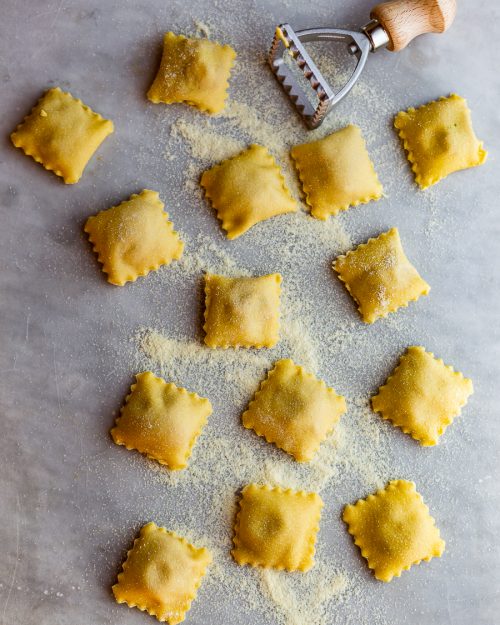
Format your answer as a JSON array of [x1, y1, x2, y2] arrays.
[[370, 0, 456, 52]]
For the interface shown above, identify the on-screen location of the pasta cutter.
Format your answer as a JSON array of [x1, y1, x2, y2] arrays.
[[269, 0, 457, 129]]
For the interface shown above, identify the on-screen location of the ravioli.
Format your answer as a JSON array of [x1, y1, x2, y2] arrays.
[[334, 227, 429, 323], [372, 346, 473, 445], [394, 94, 487, 189], [111, 371, 212, 470], [147, 32, 236, 113], [113, 522, 211, 623], [242, 358, 346, 461], [291, 124, 383, 219], [232, 484, 323, 571], [343, 480, 445, 582], [200, 144, 297, 239], [84, 189, 183, 286], [11, 87, 113, 184], [204, 273, 282, 348]]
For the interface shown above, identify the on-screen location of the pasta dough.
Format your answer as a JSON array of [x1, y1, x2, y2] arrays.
[[147, 32, 236, 114], [113, 522, 211, 624], [371, 346, 473, 446], [290, 124, 383, 219], [10, 87, 113, 184], [232, 484, 323, 571], [343, 480, 445, 582], [394, 94, 487, 189], [334, 227, 430, 323], [84, 189, 183, 286], [242, 358, 346, 461], [204, 273, 281, 348], [200, 144, 297, 239], [111, 371, 212, 470]]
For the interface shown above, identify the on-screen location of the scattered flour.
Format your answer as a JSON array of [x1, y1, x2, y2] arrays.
[[170, 117, 244, 162], [125, 323, 396, 624], [105, 8, 452, 625], [259, 564, 351, 625], [136, 327, 270, 405], [126, 136, 400, 623], [176, 231, 251, 277], [194, 20, 211, 38]]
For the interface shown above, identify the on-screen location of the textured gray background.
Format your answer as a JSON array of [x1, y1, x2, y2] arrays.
[[1, 1, 499, 624]]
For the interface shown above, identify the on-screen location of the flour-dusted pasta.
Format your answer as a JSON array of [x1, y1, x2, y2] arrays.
[[204, 273, 282, 348], [291, 124, 383, 219], [395, 94, 487, 189], [147, 32, 236, 114], [113, 522, 212, 624], [371, 346, 473, 446], [84, 190, 183, 286], [11, 87, 113, 184], [111, 372, 212, 470], [242, 359, 346, 462], [333, 228, 429, 323], [343, 480, 445, 582], [232, 484, 323, 572], [200, 144, 297, 239]]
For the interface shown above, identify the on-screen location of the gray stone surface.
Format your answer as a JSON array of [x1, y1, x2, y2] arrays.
[[0, 1, 499, 624]]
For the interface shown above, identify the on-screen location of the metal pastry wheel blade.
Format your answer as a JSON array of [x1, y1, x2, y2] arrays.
[[269, 0, 457, 129], [269, 24, 375, 129]]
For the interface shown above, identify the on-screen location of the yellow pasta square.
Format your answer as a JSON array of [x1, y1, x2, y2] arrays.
[[10, 87, 113, 184], [242, 359, 346, 462], [147, 32, 236, 114], [113, 522, 211, 624], [111, 372, 212, 470], [84, 189, 183, 286], [232, 484, 323, 571], [372, 346, 473, 446], [200, 144, 297, 239], [290, 124, 383, 220], [333, 227, 429, 323], [394, 94, 487, 189], [343, 480, 445, 582], [204, 273, 281, 348]]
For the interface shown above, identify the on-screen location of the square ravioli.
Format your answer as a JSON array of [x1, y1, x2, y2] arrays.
[[334, 227, 429, 323], [200, 144, 297, 239], [394, 94, 487, 189], [84, 189, 183, 286], [11, 87, 113, 184], [111, 372, 212, 470], [204, 273, 281, 348], [232, 484, 323, 571], [290, 124, 383, 220], [372, 346, 473, 446], [113, 522, 211, 624], [147, 32, 236, 114], [343, 480, 445, 582], [242, 358, 346, 462]]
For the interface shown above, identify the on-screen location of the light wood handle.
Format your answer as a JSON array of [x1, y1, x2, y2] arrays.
[[370, 0, 456, 52]]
